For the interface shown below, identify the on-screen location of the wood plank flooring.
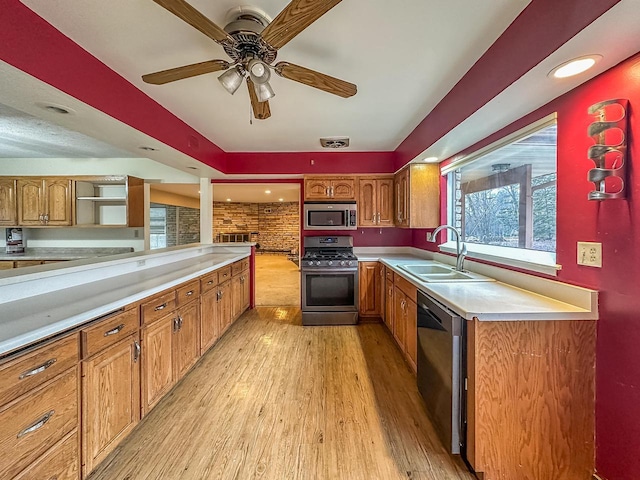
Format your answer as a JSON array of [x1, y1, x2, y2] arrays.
[[87, 308, 474, 480]]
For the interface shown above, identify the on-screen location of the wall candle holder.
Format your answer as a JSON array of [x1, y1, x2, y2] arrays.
[[587, 98, 629, 200]]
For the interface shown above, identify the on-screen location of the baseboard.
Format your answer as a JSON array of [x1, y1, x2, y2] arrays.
[[357, 316, 382, 324]]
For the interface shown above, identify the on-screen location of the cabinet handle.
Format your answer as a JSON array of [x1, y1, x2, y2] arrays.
[[178, 316, 184, 330], [39, 214, 44, 223], [19, 358, 57, 380], [133, 340, 141, 363], [173, 318, 180, 332], [17, 410, 54, 438], [104, 324, 125, 337], [325, 187, 329, 196], [154, 303, 167, 311], [377, 213, 381, 224], [207, 280, 214, 285], [45, 214, 49, 223], [330, 186, 335, 197], [186, 290, 194, 296]]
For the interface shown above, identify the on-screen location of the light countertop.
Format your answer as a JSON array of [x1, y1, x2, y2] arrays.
[[357, 253, 597, 322], [0, 247, 134, 261], [0, 248, 249, 357]]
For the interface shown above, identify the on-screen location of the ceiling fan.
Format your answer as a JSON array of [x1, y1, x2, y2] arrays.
[[142, 0, 357, 120]]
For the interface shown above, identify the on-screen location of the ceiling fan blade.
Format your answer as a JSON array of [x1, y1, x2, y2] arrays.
[[152, 0, 233, 44], [261, 0, 342, 50], [142, 60, 230, 85], [247, 78, 271, 120], [275, 62, 357, 98]]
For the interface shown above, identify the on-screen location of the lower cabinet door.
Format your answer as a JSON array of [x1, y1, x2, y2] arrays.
[[385, 279, 394, 332], [142, 315, 175, 416], [82, 334, 140, 476], [218, 281, 232, 334], [174, 302, 200, 380], [393, 287, 406, 351], [13, 429, 79, 480], [404, 298, 418, 373], [200, 289, 220, 354]]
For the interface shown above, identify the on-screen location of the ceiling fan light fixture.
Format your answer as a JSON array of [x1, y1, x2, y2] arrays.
[[254, 81, 275, 102], [248, 59, 271, 85], [218, 67, 244, 95]]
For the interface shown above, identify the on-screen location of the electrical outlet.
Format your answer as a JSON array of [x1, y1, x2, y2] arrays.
[[577, 242, 602, 267], [426, 232, 433, 242]]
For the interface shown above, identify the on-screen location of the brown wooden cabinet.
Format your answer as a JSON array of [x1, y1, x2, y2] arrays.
[[358, 261, 384, 318], [0, 367, 78, 479], [304, 176, 357, 201], [358, 177, 394, 227], [173, 300, 200, 380], [392, 275, 418, 373], [394, 164, 439, 228], [218, 280, 232, 336], [81, 333, 140, 476], [16, 177, 72, 226], [200, 288, 220, 354], [384, 275, 394, 332], [231, 260, 251, 321], [0, 178, 17, 226], [141, 313, 175, 416], [75, 175, 144, 227], [466, 318, 596, 480]]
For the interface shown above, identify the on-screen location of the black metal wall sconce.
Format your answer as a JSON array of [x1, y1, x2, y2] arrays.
[[587, 98, 629, 200]]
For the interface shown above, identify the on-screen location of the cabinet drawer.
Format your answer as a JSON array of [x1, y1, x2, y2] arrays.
[[217, 266, 232, 284], [141, 290, 176, 325], [200, 271, 218, 293], [81, 308, 139, 358], [13, 429, 78, 480], [395, 275, 417, 303], [231, 258, 249, 276], [176, 280, 200, 307], [0, 367, 78, 479], [0, 334, 78, 406]]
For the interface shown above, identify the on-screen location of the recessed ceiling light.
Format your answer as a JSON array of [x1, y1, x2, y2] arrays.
[[423, 156, 439, 163], [549, 55, 602, 79], [279, 198, 284, 202], [139, 146, 158, 151], [226, 198, 231, 202], [36, 102, 75, 115], [265, 190, 271, 194]]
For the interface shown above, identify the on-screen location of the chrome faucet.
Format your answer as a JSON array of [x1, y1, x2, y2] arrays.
[[430, 225, 467, 271]]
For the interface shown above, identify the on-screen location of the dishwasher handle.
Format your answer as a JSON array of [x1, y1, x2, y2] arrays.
[[418, 304, 447, 332]]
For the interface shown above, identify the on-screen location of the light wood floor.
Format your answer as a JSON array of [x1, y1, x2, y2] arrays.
[[255, 255, 300, 307], [88, 308, 474, 480]]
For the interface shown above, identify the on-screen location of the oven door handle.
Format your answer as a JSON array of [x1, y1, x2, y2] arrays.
[[302, 268, 358, 274]]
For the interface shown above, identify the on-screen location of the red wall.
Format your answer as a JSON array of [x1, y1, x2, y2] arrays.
[[431, 52, 640, 480]]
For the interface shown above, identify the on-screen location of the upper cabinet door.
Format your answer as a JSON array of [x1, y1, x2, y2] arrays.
[[304, 178, 332, 200], [17, 178, 44, 225], [358, 178, 377, 226], [0, 178, 17, 226], [43, 178, 72, 226], [330, 178, 356, 200], [377, 178, 394, 227]]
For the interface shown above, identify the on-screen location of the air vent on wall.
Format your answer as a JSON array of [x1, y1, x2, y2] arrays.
[[320, 137, 350, 148]]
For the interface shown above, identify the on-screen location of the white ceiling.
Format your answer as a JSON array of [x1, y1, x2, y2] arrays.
[[20, 0, 531, 152], [1, 1, 639, 179]]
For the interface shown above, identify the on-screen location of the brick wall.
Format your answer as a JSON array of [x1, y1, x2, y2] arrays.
[[258, 202, 299, 253], [213, 201, 299, 253], [160, 204, 200, 247]]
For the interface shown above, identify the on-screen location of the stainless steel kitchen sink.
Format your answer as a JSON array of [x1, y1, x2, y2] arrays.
[[397, 264, 495, 283]]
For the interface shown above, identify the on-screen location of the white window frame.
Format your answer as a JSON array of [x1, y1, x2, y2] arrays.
[[440, 113, 561, 276]]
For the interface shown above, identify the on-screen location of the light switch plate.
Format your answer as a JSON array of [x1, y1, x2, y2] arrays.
[[577, 241, 602, 267]]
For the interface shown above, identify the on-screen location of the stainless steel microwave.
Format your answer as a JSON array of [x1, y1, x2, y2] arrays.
[[303, 202, 357, 230]]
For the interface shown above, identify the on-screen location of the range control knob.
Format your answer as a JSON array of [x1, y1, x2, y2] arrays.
[[328, 260, 333, 266], [340, 261, 346, 266], [347, 261, 353, 266]]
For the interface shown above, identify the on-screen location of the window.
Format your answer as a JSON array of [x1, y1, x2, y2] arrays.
[[149, 206, 167, 249], [442, 115, 558, 274]]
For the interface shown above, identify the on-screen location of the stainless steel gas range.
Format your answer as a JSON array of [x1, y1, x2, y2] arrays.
[[300, 236, 358, 326]]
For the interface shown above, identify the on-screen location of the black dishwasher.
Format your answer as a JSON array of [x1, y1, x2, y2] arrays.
[[416, 290, 465, 455]]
